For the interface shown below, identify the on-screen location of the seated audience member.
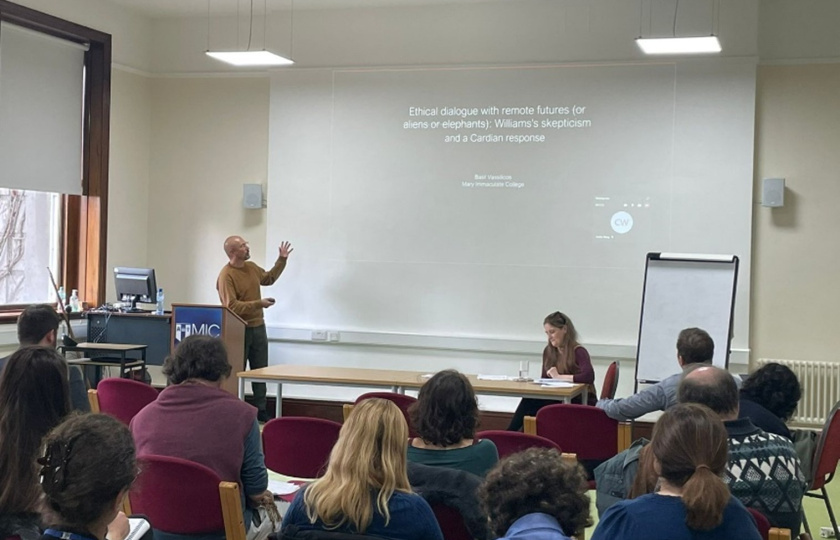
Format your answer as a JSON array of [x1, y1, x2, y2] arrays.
[[129, 335, 269, 532], [593, 438, 657, 517], [739, 362, 801, 440], [407, 461, 487, 540], [479, 448, 592, 540], [596, 328, 715, 421], [0, 347, 72, 540], [0, 304, 88, 412], [508, 311, 596, 431], [39, 414, 139, 540], [282, 399, 443, 540], [407, 369, 499, 477], [678, 365, 806, 534], [592, 403, 761, 540]]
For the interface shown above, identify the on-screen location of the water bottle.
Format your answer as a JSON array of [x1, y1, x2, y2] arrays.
[[155, 288, 164, 315], [57, 286, 66, 310], [70, 289, 81, 312]]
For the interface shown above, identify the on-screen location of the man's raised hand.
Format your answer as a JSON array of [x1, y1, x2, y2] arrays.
[[279, 241, 294, 258]]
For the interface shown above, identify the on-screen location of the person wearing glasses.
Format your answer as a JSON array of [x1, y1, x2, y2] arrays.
[[507, 311, 596, 432]]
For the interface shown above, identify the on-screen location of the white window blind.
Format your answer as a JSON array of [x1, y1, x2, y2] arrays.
[[0, 22, 86, 195]]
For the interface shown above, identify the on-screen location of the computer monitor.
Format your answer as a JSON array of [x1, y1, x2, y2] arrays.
[[114, 267, 157, 312]]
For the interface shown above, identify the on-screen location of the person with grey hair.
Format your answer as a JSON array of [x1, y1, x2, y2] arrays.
[[678, 365, 806, 535]]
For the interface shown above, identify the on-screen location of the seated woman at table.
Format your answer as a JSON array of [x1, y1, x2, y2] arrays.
[[407, 369, 499, 477], [591, 403, 761, 540], [507, 311, 596, 431], [0, 346, 72, 540], [38, 414, 139, 540], [129, 335, 270, 534], [282, 399, 443, 540]]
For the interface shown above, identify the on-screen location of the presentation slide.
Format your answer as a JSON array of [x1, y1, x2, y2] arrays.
[[267, 62, 755, 347]]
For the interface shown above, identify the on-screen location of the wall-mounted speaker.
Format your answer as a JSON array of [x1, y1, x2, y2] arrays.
[[761, 177, 785, 208], [243, 184, 265, 209]]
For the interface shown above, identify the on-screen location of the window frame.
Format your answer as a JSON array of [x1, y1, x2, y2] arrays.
[[0, 1, 111, 321]]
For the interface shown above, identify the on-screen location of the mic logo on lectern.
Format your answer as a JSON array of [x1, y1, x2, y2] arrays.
[[175, 323, 221, 342]]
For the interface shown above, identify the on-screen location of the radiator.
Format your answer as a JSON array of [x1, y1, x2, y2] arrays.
[[755, 358, 840, 427]]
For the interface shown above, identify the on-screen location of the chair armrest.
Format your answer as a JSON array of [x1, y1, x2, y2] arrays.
[[219, 481, 247, 540], [88, 389, 100, 413], [523, 416, 537, 435], [769, 527, 792, 540]]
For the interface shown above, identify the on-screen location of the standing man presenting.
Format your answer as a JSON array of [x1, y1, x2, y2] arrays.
[[217, 236, 293, 422]]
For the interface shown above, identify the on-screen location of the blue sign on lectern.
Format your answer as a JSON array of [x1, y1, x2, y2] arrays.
[[172, 306, 223, 346]]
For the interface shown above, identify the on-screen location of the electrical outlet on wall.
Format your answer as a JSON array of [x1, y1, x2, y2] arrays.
[[328, 331, 340, 342], [311, 330, 327, 341]]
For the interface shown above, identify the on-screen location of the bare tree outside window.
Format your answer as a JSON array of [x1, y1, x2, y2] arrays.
[[0, 188, 61, 304]]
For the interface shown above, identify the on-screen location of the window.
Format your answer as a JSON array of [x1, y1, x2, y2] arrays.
[[0, 1, 111, 320], [0, 188, 62, 304]]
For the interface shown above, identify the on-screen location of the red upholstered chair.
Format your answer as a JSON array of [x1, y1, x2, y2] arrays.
[[94, 377, 159, 425], [476, 430, 561, 459], [803, 401, 840, 538], [262, 417, 342, 478], [524, 403, 619, 489], [747, 507, 772, 540], [600, 361, 620, 400], [430, 502, 473, 540], [355, 392, 418, 437], [129, 454, 246, 540]]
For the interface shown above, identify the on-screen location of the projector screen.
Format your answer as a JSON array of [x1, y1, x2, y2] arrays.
[[267, 61, 755, 350]]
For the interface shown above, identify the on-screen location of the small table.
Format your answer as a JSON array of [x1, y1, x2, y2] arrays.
[[60, 342, 148, 379]]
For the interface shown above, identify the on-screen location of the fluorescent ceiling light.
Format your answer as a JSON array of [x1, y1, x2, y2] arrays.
[[635, 36, 721, 55], [206, 50, 294, 67]]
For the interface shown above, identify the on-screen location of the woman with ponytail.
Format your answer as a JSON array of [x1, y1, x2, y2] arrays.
[[591, 403, 761, 540]]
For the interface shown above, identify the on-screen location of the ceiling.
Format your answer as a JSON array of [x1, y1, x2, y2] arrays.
[[103, 0, 513, 19]]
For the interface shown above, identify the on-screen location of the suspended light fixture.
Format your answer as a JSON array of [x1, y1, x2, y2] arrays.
[[206, 0, 294, 67], [635, 0, 721, 55]]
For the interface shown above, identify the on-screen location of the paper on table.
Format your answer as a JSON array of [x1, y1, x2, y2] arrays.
[[477, 374, 511, 381], [268, 479, 301, 496], [540, 382, 575, 388]]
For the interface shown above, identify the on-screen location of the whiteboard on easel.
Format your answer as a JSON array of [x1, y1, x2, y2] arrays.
[[635, 253, 739, 384]]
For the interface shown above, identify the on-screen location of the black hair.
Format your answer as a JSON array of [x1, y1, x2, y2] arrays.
[[409, 369, 478, 446], [741, 363, 801, 421], [17, 304, 61, 345]]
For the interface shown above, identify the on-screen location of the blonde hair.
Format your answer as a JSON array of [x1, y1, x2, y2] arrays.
[[303, 399, 412, 533]]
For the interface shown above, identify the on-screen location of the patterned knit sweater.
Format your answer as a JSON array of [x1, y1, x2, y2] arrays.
[[723, 417, 806, 534]]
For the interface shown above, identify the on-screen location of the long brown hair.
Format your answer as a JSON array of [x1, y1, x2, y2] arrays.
[[651, 403, 730, 530], [304, 399, 412, 533], [0, 346, 71, 514], [542, 311, 581, 374]]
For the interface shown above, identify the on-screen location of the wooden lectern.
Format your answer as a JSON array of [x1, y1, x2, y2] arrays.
[[170, 304, 246, 396]]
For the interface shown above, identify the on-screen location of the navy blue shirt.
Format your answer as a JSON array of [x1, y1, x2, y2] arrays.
[[282, 486, 443, 540], [591, 493, 762, 540], [738, 396, 792, 440]]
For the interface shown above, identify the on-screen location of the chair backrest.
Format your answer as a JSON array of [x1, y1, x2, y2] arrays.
[[476, 429, 561, 459], [130, 454, 245, 540], [88, 389, 100, 413], [96, 377, 159, 425], [354, 392, 418, 437], [747, 507, 772, 540], [600, 361, 620, 400], [533, 404, 619, 461], [262, 417, 342, 478], [810, 400, 840, 490], [431, 502, 473, 540]]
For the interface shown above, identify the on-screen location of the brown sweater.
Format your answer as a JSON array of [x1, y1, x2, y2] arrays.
[[216, 258, 287, 327]]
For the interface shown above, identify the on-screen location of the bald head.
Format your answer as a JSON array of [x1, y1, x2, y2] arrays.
[[677, 365, 739, 419], [224, 236, 250, 264]]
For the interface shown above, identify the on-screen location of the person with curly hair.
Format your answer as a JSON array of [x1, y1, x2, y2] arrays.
[[591, 403, 761, 540], [130, 335, 269, 534], [739, 362, 801, 440], [407, 370, 499, 477], [479, 447, 592, 540]]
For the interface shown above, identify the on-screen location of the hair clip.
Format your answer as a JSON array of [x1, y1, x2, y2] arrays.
[[38, 437, 77, 493]]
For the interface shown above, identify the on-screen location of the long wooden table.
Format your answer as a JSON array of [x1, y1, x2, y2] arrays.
[[237, 364, 588, 417]]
